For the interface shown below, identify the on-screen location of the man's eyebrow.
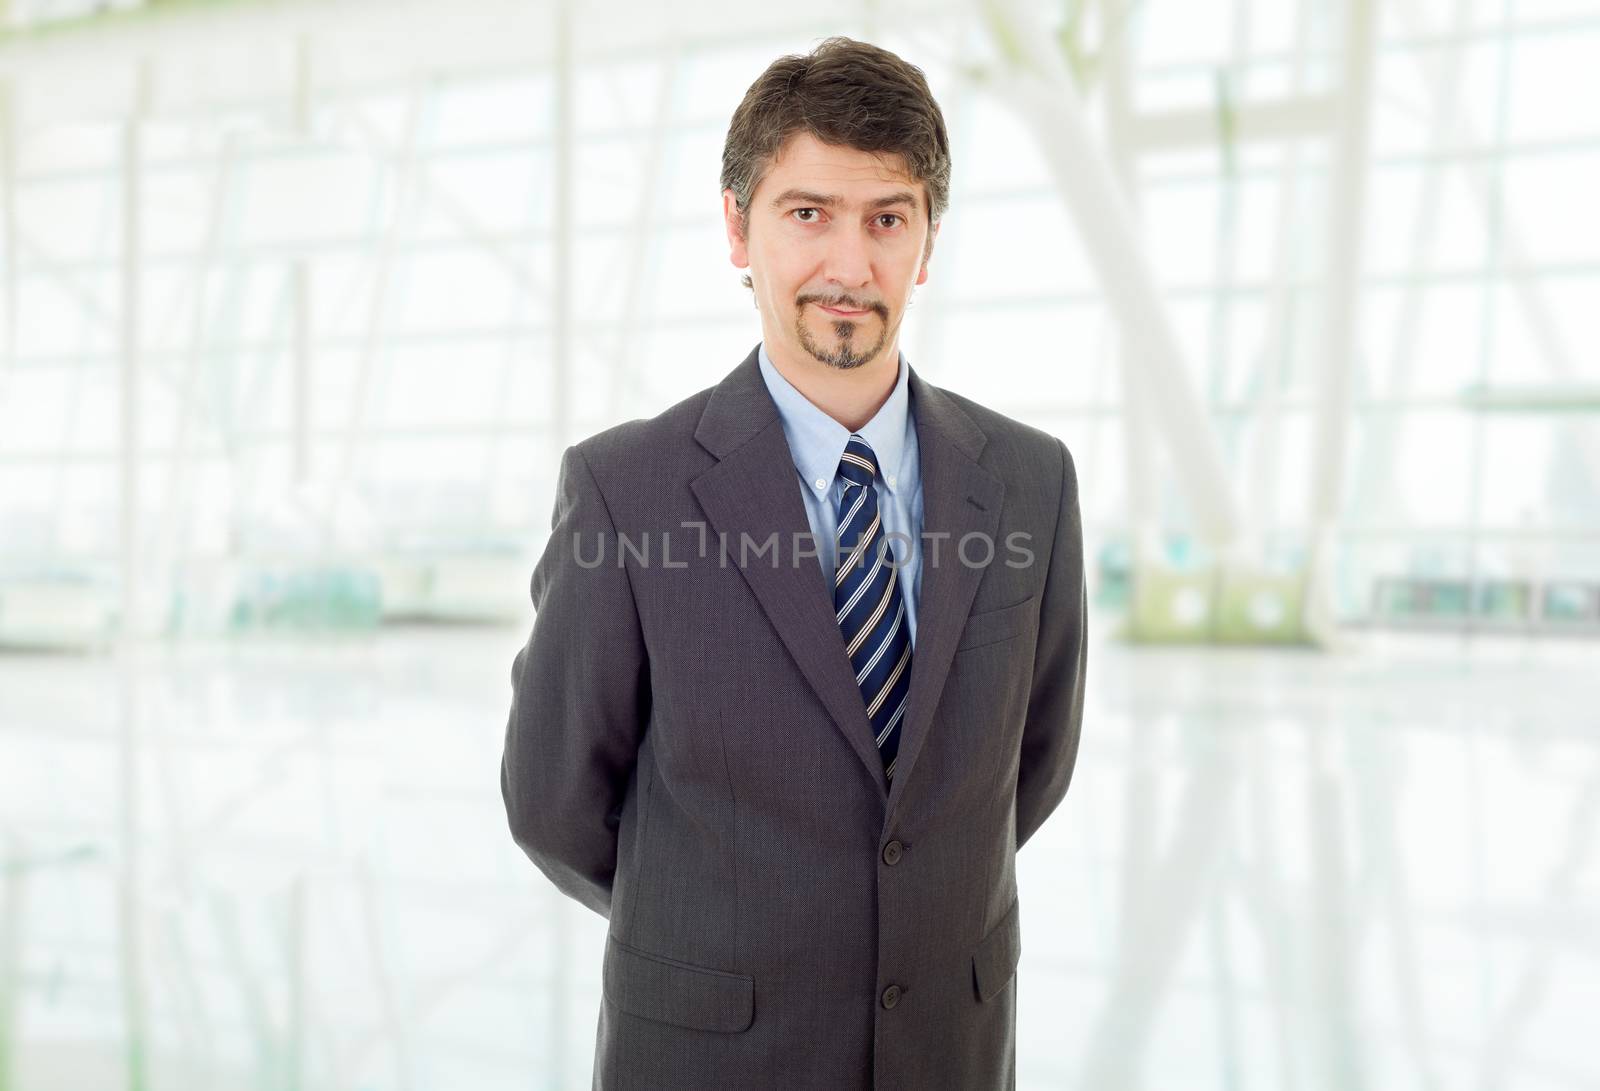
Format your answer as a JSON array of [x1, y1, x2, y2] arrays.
[[768, 188, 919, 213]]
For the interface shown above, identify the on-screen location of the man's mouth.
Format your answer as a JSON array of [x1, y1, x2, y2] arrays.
[[815, 303, 871, 317]]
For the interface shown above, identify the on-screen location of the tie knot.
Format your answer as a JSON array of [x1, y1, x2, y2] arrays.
[[837, 435, 880, 488]]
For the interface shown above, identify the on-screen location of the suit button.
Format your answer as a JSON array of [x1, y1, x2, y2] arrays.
[[882, 840, 903, 866], [881, 984, 901, 1009]]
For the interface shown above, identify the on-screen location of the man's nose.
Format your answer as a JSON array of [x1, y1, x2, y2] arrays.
[[822, 224, 873, 287]]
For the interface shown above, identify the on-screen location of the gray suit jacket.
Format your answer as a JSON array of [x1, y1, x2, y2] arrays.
[[501, 344, 1087, 1089]]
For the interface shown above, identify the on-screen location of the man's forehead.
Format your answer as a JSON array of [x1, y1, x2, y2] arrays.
[[767, 134, 913, 179], [756, 136, 922, 211]]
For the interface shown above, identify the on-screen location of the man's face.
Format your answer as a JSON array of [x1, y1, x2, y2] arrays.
[[723, 131, 937, 372]]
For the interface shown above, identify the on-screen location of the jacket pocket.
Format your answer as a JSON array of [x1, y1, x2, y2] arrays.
[[971, 896, 1022, 1002], [603, 934, 755, 1033], [954, 596, 1037, 652]]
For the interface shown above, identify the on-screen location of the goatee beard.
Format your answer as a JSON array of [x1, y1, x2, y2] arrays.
[[797, 309, 889, 371]]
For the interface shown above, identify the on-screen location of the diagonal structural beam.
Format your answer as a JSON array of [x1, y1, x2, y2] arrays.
[[1303, 0, 1379, 643], [978, 0, 1244, 547]]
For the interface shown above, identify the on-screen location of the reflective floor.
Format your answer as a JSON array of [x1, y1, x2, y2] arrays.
[[1, 616, 1595, 1089]]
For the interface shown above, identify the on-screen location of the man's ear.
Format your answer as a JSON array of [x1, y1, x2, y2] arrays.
[[915, 219, 940, 286], [723, 189, 750, 270]]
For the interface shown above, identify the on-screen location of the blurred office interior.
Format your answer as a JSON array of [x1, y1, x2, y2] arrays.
[[0, 0, 1597, 1087]]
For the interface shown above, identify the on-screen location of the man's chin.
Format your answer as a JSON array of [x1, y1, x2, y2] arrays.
[[791, 309, 892, 369], [804, 339, 882, 371]]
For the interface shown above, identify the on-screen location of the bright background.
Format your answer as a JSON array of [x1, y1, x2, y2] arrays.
[[0, 0, 1597, 1088]]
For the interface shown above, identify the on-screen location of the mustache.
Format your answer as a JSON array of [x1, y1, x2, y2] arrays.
[[800, 296, 885, 313]]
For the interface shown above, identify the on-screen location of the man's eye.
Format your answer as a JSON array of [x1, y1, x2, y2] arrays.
[[792, 208, 821, 223], [877, 214, 903, 229]]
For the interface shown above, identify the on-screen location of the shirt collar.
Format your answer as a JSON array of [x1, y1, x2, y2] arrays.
[[757, 341, 912, 496]]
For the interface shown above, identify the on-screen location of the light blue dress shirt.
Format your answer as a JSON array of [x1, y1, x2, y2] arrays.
[[757, 341, 924, 646]]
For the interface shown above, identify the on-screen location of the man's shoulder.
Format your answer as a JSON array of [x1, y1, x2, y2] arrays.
[[925, 382, 1078, 527], [924, 380, 1069, 468], [568, 381, 718, 480]]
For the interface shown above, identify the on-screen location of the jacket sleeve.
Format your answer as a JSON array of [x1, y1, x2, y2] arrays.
[[1015, 436, 1088, 851], [500, 442, 651, 918]]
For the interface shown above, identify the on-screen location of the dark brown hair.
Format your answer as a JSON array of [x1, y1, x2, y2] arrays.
[[721, 36, 951, 289]]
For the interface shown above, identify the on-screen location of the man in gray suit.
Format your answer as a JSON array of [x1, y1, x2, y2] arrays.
[[501, 37, 1087, 1089]]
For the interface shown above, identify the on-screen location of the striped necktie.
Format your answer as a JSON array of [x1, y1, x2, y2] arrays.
[[834, 434, 913, 783]]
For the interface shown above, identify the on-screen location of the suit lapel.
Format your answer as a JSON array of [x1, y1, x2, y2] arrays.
[[689, 345, 1004, 806], [691, 347, 887, 789], [888, 369, 1003, 814]]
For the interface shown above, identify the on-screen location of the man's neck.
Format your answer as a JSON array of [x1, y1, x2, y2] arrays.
[[764, 340, 900, 433]]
